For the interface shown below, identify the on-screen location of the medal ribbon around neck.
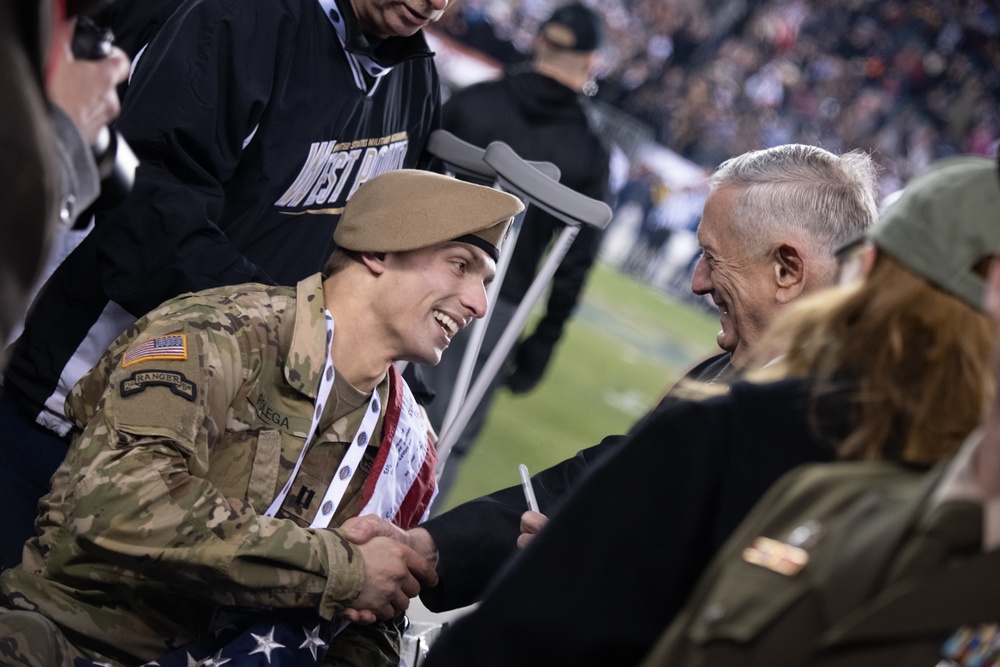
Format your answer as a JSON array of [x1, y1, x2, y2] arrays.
[[264, 310, 383, 528]]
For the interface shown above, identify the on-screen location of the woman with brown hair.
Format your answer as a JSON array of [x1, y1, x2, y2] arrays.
[[746, 248, 994, 465], [421, 156, 1000, 667]]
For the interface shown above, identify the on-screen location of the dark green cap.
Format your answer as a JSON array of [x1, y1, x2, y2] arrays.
[[868, 156, 1000, 310]]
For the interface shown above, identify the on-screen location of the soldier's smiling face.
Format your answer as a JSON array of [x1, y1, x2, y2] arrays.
[[377, 241, 495, 365]]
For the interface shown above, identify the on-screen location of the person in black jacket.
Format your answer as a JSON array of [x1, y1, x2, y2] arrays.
[[419, 2, 612, 507], [0, 0, 449, 569]]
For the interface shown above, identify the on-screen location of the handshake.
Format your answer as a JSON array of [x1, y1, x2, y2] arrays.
[[334, 510, 550, 624], [333, 517, 439, 625]]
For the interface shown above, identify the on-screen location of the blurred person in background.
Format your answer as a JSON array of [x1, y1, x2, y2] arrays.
[[419, 1, 612, 510], [0, 0, 128, 359], [621, 174, 669, 279], [624, 181, 704, 285]]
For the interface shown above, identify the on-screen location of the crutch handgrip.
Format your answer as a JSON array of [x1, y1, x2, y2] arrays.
[[484, 141, 613, 230], [426, 130, 560, 184]]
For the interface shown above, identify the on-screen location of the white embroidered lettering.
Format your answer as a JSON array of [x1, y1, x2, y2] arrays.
[[275, 141, 336, 207]]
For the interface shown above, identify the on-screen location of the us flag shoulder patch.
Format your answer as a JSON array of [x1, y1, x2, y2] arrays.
[[122, 334, 188, 367]]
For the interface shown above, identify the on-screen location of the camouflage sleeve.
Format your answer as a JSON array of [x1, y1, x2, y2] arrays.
[[62, 298, 364, 620]]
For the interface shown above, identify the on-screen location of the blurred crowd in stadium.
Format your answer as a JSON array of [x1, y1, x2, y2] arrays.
[[438, 0, 998, 185]]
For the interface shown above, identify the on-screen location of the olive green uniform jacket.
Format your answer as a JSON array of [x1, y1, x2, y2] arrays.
[[1, 274, 436, 666], [640, 460, 998, 666]]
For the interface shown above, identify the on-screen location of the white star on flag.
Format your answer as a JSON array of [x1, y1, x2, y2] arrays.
[[202, 649, 232, 667], [78, 609, 336, 666], [249, 627, 286, 663], [299, 625, 328, 660]]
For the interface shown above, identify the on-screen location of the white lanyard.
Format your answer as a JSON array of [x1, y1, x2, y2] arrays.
[[264, 310, 383, 528]]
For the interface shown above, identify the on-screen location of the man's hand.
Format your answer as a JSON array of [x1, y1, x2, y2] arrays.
[[517, 510, 549, 549], [342, 515, 439, 566], [46, 18, 130, 145], [337, 535, 437, 625], [336, 516, 440, 625]]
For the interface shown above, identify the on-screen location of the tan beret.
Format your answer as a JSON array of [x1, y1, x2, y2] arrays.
[[333, 170, 524, 260]]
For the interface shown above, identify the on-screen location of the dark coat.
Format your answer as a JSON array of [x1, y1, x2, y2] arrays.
[[422, 377, 842, 667]]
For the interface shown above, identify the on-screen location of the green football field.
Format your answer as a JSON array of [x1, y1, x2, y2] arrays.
[[436, 260, 722, 511]]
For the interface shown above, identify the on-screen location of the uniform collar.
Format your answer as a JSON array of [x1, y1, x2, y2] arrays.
[[286, 273, 329, 399]]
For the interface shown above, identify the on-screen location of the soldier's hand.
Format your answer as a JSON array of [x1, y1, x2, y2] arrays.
[[343, 514, 406, 544], [345, 536, 437, 622], [343, 516, 439, 571], [517, 510, 549, 549]]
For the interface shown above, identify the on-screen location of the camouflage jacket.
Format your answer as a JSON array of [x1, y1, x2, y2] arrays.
[[0, 274, 434, 666]]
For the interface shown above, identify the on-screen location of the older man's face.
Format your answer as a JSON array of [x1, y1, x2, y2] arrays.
[[691, 187, 780, 369], [351, 0, 450, 39]]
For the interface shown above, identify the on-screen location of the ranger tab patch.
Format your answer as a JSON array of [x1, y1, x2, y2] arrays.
[[120, 370, 197, 402], [122, 334, 188, 367]]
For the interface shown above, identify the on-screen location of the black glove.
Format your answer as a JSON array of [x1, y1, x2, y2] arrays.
[[505, 332, 557, 394]]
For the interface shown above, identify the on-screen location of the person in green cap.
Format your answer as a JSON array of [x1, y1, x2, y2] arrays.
[[0, 169, 523, 667]]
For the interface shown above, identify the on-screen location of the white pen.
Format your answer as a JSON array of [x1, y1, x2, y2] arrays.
[[518, 463, 539, 512]]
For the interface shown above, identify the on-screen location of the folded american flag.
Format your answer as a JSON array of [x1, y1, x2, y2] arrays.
[[74, 610, 334, 666]]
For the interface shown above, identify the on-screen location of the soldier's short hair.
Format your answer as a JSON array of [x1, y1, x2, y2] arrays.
[[322, 248, 362, 277]]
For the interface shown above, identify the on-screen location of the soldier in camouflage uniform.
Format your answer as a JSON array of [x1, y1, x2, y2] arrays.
[[0, 169, 523, 667]]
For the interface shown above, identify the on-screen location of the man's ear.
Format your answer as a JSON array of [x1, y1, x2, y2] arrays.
[[773, 243, 806, 304], [360, 251, 388, 275]]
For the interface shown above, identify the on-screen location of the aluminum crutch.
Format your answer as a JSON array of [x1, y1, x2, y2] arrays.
[[421, 131, 560, 442], [434, 140, 613, 477]]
